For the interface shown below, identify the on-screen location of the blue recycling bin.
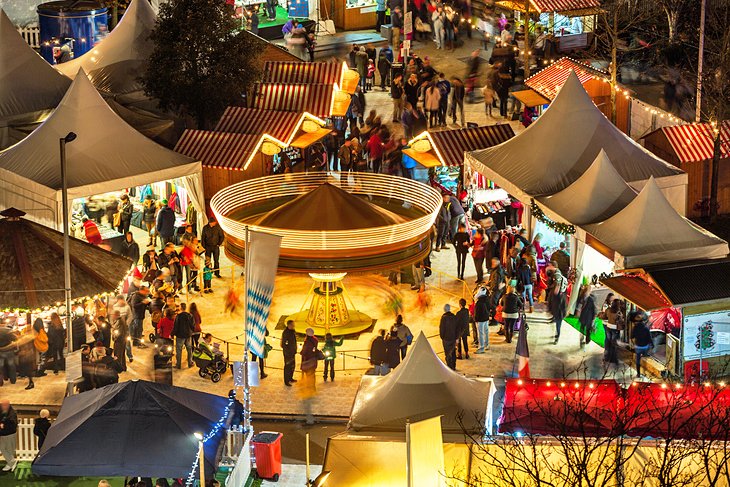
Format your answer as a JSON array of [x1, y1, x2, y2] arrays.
[[38, 0, 108, 64]]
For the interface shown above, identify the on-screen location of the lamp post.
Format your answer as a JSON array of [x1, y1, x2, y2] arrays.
[[194, 432, 205, 487], [60, 132, 77, 354]]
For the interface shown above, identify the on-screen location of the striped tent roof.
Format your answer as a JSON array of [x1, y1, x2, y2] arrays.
[[174, 130, 262, 170], [429, 124, 516, 166], [526, 57, 608, 100], [254, 83, 334, 118], [215, 107, 302, 142], [497, 0, 601, 14], [660, 121, 730, 163], [262, 61, 342, 85]]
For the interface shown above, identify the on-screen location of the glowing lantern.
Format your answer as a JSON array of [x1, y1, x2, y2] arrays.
[[412, 139, 432, 153], [260, 141, 281, 156]]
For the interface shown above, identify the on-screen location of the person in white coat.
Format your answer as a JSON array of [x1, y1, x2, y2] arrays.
[[432, 7, 445, 49]]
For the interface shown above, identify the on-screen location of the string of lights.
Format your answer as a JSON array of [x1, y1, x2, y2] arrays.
[[184, 397, 235, 487], [530, 199, 576, 235]]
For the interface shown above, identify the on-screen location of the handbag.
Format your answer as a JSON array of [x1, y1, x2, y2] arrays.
[[113, 211, 121, 228], [494, 305, 503, 323]]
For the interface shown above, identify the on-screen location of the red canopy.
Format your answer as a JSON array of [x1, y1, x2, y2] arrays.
[[499, 378, 623, 437]]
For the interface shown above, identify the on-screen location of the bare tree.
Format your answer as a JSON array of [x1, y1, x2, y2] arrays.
[[658, 0, 689, 43]]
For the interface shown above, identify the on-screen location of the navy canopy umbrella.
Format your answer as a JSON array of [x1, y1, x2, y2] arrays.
[[32, 380, 232, 478]]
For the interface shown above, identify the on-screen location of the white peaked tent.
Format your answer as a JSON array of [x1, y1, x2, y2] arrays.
[[465, 71, 688, 214], [0, 69, 204, 228], [584, 178, 728, 268], [537, 149, 637, 225], [0, 9, 70, 144], [55, 0, 156, 94], [348, 333, 496, 434]]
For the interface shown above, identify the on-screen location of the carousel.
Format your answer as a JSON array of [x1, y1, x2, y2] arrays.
[[210, 173, 442, 335]]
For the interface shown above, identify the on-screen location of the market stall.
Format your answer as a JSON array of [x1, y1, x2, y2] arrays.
[[0, 72, 206, 233], [253, 82, 350, 118], [262, 60, 360, 94], [327, 0, 377, 31], [642, 121, 730, 218]]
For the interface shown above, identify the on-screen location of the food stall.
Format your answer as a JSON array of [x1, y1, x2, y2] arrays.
[[326, 0, 377, 31]]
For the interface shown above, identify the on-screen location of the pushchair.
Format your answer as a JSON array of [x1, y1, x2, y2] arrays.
[[193, 344, 228, 383]]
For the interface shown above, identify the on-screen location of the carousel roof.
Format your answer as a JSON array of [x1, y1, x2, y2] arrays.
[[256, 182, 406, 231], [0, 208, 134, 310]]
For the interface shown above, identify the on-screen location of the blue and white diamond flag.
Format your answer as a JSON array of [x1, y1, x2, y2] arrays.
[[246, 229, 281, 358]]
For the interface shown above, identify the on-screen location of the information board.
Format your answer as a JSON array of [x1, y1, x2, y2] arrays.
[[682, 309, 730, 361]]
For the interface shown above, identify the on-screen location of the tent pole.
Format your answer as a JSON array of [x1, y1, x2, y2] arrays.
[[406, 420, 412, 487], [243, 225, 252, 438]]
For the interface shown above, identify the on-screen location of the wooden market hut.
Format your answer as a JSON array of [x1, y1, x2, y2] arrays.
[[252, 82, 351, 118], [513, 57, 631, 133], [261, 60, 359, 94], [0, 208, 134, 312], [641, 121, 730, 218]]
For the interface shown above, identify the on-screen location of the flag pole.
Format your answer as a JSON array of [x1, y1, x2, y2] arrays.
[[244, 225, 252, 436]]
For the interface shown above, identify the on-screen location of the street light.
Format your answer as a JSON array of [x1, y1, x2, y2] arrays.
[[60, 132, 76, 355], [194, 432, 205, 487]]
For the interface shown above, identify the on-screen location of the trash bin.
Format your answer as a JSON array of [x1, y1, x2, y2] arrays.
[[252, 431, 283, 482], [153, 352, 173, 385]]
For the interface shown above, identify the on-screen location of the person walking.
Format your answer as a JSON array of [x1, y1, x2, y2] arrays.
[[110, 310, 129, 371], [172, 305, 195, 369], [424, 82, 441, 128], [322, 333, 344, 382], [630, 311, 653, 379], [201, 217, 224, 278], [482, 83, 496, 118], [155, 200, 175, 249], [517, 257, 535, 313], [385, 330, 402, 370], [453, 223, 471, 280], [436, 73, 451, 126], [391, 6, 403, 48], [472, 227, 487, 283], [118, 194, 133, 235], [487, 257, 505, 325], [300, 328, 319, 393], [578, 286, 597, 350], [600, 299, 623, 365], [442, 193, 465, 242], [130, 287, 151, 348], [142, 195, 157, 246], [369, 329, 389, 375], [391, 74, 405, 123], [404, 74, 420, 110], [474, 287, 490, 353], [280, 320, 298, 386], [354, 47, 368, 92], [549, 268, 568, 344], [439, 304, 458, 370], [0, 326, 17, 385], [450, 77, 465, 125], [47, 313, 65, 373], [500, 285, 523, 344], [0, 400, 17, 471], [392, 315, 413, 359], [455, 299, 470, 359], [33, 409, 51, 449], [432, 7, 445, 49]]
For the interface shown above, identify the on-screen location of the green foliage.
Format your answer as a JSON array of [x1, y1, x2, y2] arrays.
[[142, 0, 261, 128]]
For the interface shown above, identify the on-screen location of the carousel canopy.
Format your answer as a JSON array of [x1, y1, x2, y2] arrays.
[[55, 0, 156, 94], [466, 72, 685, 200], [32, 380, 231, 477], [0, 208, 133, 309], [584, 178, 728, 267], [348, 333, 496, 434], [256, 182, 407, 231], [0, 9, 70, 123], [537, 149, 637, 225]]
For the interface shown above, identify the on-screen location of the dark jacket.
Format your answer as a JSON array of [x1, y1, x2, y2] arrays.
[[579, 294, 597, 333], [516, 264, 532, 285], [453, 231, 471, 254], [130, 292, 150, 321], [119, 201, 133, 223], [455, 307, 470, 337], [474, 295, 490, 322], [439, 311, 458, 342], [370, 336, 387, 365], [444, 195, 464, 217], [156, 206, 175, 238], [487, 265, 505, 294], [281, 328, 298, 357], [121, 239, 140, 264], [501, 292, 524, 314], [142, 201, 156, 223], [385, 337, 401, 368], [34, 417, 51, 448], [201, 223, 225, 250], [72, 316, 87, 351], [0, 406, 17, 436], [172, 311, 195, 339]]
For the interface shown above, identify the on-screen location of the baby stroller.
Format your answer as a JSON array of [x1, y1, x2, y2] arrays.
[[193, 344, 228, 383]]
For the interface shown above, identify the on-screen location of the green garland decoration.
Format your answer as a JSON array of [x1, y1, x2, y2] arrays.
[[530, 199, 576, 235]]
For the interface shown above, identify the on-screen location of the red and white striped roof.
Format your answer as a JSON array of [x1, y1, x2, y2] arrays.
[[254, 83, 334, 118], [526, 57, 608, 100], [531, 0, 600, 13], [215, 107, 302, 142], [661, 121, 730, 163], [174, 130, 262, 170], [429, 124, 516, 166], [262, 61, 342, 85]]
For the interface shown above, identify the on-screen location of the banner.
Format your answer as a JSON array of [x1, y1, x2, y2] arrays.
[[246, 229, 282, 358], [682, 310, 730, 361]]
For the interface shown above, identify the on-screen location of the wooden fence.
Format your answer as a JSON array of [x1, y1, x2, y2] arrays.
[[17, 24, 40, 49]]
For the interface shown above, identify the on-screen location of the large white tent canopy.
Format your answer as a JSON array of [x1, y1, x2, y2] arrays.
[[584, 178, 728, 268], [0, 69, 204, 228], [0, 9, 70, 144], [348, 333, 496, 434], [466, 71, 688, 214], [55, 0, 156, 94]]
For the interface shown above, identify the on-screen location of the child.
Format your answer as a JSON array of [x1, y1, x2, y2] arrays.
[[33, 409, 51, 449], [203, 258, 213, 294], [366, 59, 375, 91], [482, 83, 496, 118], [322, 332, 344, 382]]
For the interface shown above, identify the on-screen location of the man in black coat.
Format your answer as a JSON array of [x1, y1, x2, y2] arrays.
[[281, 320, 298, 386], [369, 329, 388, 375], [172, 304, 195, 369], [455, 298, 470, 360], [439, 304, 458, 370], [474, 287, 491, 353], [201, 217, 225, 278]]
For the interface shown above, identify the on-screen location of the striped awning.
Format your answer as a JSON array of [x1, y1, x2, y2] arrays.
[[660, 121, 730, 163], [254, 83, 334, 118], [497, 0, 601, 14], [429, 124, 515, 166], [526, 57, 608, 100], [215, 107, 302, 142], [262, 61, 342, 85], [174, 130, 263, 170]]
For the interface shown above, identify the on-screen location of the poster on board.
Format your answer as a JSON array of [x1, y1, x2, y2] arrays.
[[682, 309, 730, 361]]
